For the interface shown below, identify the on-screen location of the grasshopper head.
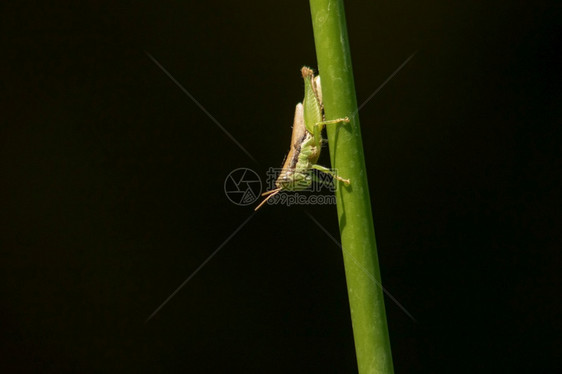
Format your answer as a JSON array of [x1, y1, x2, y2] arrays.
[[254, 172, 313, 211]]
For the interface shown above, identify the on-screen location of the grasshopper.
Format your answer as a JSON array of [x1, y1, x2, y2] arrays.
[[255, 67, 351, 211]]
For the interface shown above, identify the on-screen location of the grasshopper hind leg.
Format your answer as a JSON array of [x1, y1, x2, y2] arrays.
[[316, 117, 350, 127], [312, 116, 350, 149]]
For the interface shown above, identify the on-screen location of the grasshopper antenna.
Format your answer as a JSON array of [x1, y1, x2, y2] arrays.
[[254, 188, 281, 211]]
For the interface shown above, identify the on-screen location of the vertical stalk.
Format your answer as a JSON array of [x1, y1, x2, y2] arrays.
[[308, 1, 394, 373]]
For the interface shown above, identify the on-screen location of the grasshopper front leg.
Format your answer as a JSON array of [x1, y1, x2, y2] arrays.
[[311, 164, 351, 185]]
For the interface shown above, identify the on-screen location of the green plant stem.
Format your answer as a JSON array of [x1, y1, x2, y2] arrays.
[[308, 1, 394, 373]]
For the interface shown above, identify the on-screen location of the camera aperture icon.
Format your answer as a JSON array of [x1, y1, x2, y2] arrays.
[[224, 168, 262, 206]]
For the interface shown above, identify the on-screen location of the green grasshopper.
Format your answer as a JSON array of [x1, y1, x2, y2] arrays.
[[255, 67, 351, 211]]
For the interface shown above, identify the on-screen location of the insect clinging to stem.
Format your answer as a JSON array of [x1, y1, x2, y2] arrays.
[[255, 66, 351, 211]]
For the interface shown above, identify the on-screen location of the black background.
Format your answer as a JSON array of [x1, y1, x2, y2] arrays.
[[2, 1, 560, 372]]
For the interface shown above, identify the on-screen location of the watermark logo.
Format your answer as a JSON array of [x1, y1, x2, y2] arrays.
[[266, 192, 336, 207], [264, 167, 338, 193], [224, 168, 262, 206], [224, 167, 339, 207]]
